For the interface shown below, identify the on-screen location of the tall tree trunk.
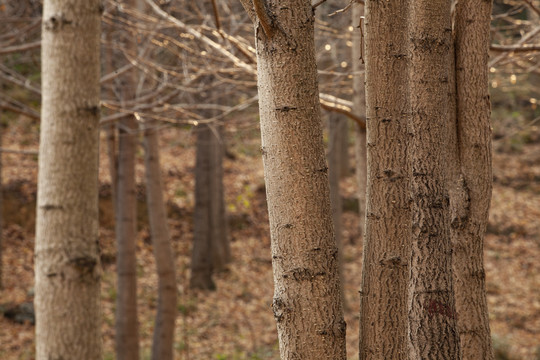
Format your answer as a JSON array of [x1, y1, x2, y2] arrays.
[[0, 113, 3, 290], [359, 0, 410, 358], [240, 1, 347, 358], [352, 2, 366, 242], [114, 1, 140, 358], [115, 113, 139, 360], [451, 1, 495, 358], [209, 124, 230, 270], [328, 114, 344, 306], [190, 124, 214, 290], [190, 123, 229, 290], [35, 1, 102, 358], [142, 122, 177, 360], [406, 1, 461, 358]]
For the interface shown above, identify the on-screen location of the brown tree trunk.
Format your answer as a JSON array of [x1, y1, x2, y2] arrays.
[[240, 1, 347, 358], [115, 115, 139, 360], [451, 1, 495, 358], [352, 1, 366, 242], [328, 114, 345, 306], [0, 114, 3, 290], [190, 123, 229, 290], [114, 1, 140, 358], [359, 0, 410, 358], [142, 122, 177, 360], [406, 1, 461, 358], [35, 0, 102, 358]]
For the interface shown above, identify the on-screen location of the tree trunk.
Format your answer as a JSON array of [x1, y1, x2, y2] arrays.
[[0, 113, 3, 290], [35, 1, 102, 358], [190, 123, 229, 290], [406, 1, 461, 358], [328, 113, 344, 306], [352, 1, 366, 242], [451, 1, 495, 358], [359, 0, 410, 358], [115, 115, 139, 360], [114, 1, 140, 357], [142, 122, 177, 360], [240, 1, 347, 358]]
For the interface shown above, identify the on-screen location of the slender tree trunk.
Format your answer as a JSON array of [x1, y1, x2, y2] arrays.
[[406, 1, 461, 358], [359, 0, 410, 358], [352, 2, 366, 242], [451, 1, 495, 358], [115, 115, 139, 360], [142, 122, 177, 360], [0, 113, 3, 290], [190, 122, 229, 290], [190, 123, 214, 290], [114, 1, 140, 357], [35, 1, 102, 358], [209, 124, 230, 270], [338, 119, 349, 178], [240, 1, 347, 358], [328, 114, 344, 305]]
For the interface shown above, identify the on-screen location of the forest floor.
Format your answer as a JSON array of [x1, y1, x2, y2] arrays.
[[0, 116, 539, 360]]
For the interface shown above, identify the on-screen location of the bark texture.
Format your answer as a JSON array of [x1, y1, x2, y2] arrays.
[[246, 0, 347, 358], [359, 0, 410, 358], [143, 123, 177, 360], [406, 1, 461, 358], [35, 0, 102, 358], [451, 0, 495, 358]]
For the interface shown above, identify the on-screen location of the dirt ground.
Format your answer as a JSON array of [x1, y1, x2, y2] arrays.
[[0, 118, 539, 359]]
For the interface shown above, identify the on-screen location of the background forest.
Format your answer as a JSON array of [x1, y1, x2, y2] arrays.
[[0, 0, 539, 359]]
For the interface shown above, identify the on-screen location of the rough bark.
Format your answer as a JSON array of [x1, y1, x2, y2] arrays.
[[142, 123, 177, 360], [35, 0, 102, 358], [240, 0, 347, 358], [406, 1, 461, 358], [451, 1, 495, 358], [352, 1, 366, 241], [190, 123, 229, 290], [114, 1, 140, 357], [359, 0, 410, 358]]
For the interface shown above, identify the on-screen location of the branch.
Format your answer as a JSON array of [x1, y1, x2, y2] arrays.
[[145, 0, 256, 74], [0, 148, 39, 155], [319, 94, 365, 129], [490, 43, 540, 52], [253, 0, 274, 38], [0, 40, 41, 55]]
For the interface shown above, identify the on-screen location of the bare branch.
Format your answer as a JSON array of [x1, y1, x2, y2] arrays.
[[0, 40, 41, 55], [490, 43, 540, 52]]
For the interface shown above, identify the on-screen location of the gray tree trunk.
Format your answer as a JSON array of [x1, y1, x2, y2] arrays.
[[142, 122, 177, 360], [240, 0, 347, 358], [406, 1, 461, 358], [35, 0, 102, 358], [451, 1, 495, 358], [359, 0, 410, 358]]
